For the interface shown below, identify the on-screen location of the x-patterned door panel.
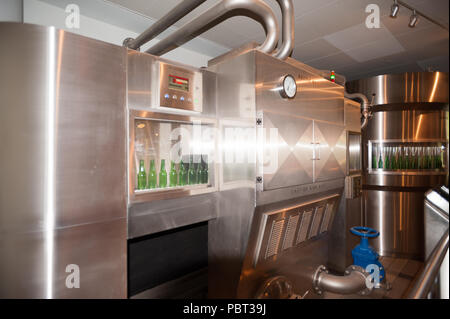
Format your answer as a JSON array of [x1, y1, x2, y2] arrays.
[[261, 112, 314, 191], [313, 120, 346, 182]]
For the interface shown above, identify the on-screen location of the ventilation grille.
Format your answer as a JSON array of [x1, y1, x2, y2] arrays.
[[320, 202, 335, 233], [265, 219, 285, 259], [309, 206, 325, 239], [253, 194, 340, 267], [282, 214, 299, 250], [296, 209, 313, 244]]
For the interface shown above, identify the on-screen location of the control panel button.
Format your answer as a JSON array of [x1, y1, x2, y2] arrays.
[[164, 93, 170, 99], [172, 95, 177, 100], [180, 96, 185, 101]]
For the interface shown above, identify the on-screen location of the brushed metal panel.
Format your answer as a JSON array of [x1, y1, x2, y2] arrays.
[[314, 121, 346, 182], [52, 218, 127, 298], [127, 50, 155, 110], [0, 23, 127, 298], [0, 230, 47, 298], [1, 24, 127, 230], [364, 189, 425, 260], [255, 51, 344, 125], [345, 98, 362, 133], [262, 112, 313, 190], [0, 218, 127, 298], [346, 72, 449, 107], [1, 22, 52, 233], [128, 193, 217, 238], [206, 51, 256, 298], [364, 110, 447, 142], [53, 31, 127, 228]]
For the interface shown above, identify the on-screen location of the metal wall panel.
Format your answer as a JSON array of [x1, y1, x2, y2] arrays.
[[0, 22, 127, 298]]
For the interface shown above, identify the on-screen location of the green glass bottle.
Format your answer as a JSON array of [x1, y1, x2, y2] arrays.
[[159, 159, 167, 188], [197, 162, 203, 184], [403, 147, 409, 170], [201, 161, 208, 184], [372, 146, 377, 169], [384, 147, 390, 169], [178, 160, 187, 186], [427, 147, 433, 169], [378, 148, 383, 169], [148, 159, 157, 189], [169, 161, 178, 187], [417, 147, 423, 169], [437, 148, 442, 169], [410, 147, 416, 169], [137, 160, 146, 190], [390, 147, 397, 170], [397, 146, 403, 169], [188, 158, 197, 185]]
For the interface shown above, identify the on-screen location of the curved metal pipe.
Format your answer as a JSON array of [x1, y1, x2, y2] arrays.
[[272, 0, 294, 59], [313, 265, 370, 295], [344, 91, 372, 129], [145, 0, 279, 56], [123, 0, 207, 50]]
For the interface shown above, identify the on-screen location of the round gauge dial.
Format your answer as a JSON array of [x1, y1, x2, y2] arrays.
[[280, 75, 297, 99]]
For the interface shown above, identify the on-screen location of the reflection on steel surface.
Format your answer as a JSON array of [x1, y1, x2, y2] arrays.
[[347, 72, 449, 107], [353, 72, 449, 260], [0, 23, 127, 298]]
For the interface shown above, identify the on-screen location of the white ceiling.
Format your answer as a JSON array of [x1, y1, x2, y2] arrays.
[[46, 0, 450, 80]]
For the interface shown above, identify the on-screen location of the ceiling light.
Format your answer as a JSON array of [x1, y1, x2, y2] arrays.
[[390, 0, 399, 18], [409, 10, 418, 28]]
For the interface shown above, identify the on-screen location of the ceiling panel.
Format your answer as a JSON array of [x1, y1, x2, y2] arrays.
[[78, 0, 449, 79]]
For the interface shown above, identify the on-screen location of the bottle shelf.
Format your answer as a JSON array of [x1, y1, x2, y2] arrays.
[[368, 140, 447, 175], [134, 183, 209, 194]]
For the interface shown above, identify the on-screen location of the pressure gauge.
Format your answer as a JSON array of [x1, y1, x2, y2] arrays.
[[280, 75, 297, 99]]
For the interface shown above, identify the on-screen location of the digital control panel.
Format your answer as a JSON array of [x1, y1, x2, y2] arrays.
[[158, 62, 203, 112]]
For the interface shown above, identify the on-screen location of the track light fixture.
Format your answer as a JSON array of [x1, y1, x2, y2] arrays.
[[409, 10, 418, 28], [389, 1, 448, 31], [390, 0, 399, 18]]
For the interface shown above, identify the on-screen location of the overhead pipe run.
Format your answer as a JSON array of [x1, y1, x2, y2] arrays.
[[144, 0, 279, 57], [123, 0, 207, 50], [344, 91, 372, 129], [272, 0, 294, 60]]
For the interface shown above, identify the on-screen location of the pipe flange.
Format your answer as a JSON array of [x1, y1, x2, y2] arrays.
[[345, 265, 373, 296], [312, 265, 328, 295]]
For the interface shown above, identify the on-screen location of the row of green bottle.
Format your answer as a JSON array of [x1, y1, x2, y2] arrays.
[[372, 145, 443, 170], [137, 159, 208, 190]]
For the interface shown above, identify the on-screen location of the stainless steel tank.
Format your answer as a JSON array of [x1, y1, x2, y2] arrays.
[[347, 72, 449, 260]]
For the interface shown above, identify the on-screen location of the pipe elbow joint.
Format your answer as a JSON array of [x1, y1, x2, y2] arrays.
[[313, 265, 373, 296]]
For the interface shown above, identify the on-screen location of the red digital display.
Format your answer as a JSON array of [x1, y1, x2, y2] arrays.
[[168, 74, 189, 92]]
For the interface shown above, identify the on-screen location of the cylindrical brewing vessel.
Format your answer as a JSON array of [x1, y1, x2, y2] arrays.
[[347, 72, 449, 260]]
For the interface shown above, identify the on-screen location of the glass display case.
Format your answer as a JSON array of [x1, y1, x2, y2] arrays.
[[368, 140, 447, 174], [129, 110, 217, 202]]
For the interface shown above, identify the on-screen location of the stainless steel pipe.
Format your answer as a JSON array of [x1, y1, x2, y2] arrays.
[[123, 0, 207, 50], [313, 265, 370, 295], [344, 92, 371, 129], [407, 230, 449, 299], [272, 0, 294, 59], [145, 0, 279, 56]]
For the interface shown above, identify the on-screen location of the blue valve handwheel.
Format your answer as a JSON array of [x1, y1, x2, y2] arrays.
[[350, 226, 379, 238]]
